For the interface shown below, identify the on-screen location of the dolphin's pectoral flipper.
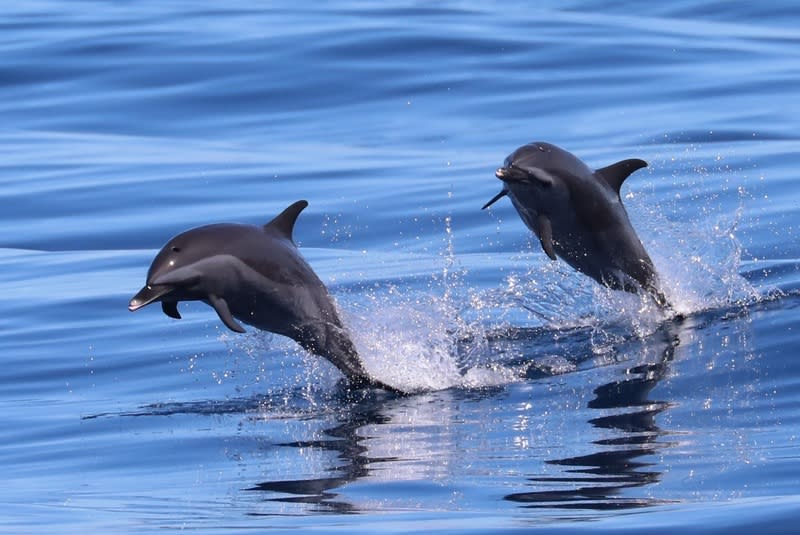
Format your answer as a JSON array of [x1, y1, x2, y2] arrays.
[[162, 301, 181, 319], [536, 214, 557, 260], [207, 294, 246, 333], [595, 159, 648, 195]]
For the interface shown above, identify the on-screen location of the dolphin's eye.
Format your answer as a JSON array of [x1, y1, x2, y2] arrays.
[[171, 246, 181, 253]]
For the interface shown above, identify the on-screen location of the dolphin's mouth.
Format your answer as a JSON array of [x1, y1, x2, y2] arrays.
[[129, 284, 175, 312]]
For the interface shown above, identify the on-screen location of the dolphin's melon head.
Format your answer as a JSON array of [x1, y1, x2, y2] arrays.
[[129, 224, 237, 312]]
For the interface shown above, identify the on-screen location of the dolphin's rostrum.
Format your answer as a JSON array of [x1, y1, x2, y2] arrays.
[[484, 142, 668, 307], [129, 200, 396, 392]]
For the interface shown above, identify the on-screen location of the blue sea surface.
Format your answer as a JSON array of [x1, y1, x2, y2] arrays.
[[1, 1, 799, 533]]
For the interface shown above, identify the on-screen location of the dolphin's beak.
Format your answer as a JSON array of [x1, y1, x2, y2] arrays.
[[495, 166, 529, 182], [483, 167, 523, 209], [129, 284, 174, 312]]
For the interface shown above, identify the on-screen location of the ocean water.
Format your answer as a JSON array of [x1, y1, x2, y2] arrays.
[[1, 1, 799, 532]]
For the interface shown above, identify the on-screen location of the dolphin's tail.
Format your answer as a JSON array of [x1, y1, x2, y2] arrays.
[[651, 288, 670, 309], [299, 322, 403, 394], [329, 328, 406, 393], [640, 275, 671, 310], [348, 374, 406, 395]]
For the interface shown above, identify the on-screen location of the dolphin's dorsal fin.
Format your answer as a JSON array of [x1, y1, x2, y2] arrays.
[[595, 159, 648, 195], [264, 200, 309, 242]]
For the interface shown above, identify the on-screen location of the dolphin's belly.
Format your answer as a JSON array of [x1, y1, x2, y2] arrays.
[[552, 229, 609, 282], [561, 221, 657, 292], [510, 194, 654, 291], [226, 277, 347, 353], [227, 288, 315, 335], [226, 292, 293, 336], [510, 199, 601, 272]]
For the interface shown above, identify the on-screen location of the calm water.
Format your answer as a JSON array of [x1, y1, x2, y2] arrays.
[[1, 1, 799, 533]]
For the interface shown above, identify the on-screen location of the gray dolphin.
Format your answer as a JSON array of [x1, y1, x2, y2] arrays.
[[483, 142, 668, 307], [129, 200, 396, 391]]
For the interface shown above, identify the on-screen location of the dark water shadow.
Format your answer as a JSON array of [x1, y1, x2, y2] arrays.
[[81, 381, 400, 420], [83, 397, 270, 420]]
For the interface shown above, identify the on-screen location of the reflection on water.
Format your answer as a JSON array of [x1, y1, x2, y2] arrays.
[[505, 331, 679, 510], [246, 322, 688, 513], [246, 402, 391, 514], [80, 299, 774, 518]]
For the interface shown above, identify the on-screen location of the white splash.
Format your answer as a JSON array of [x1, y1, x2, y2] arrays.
[[222, 180, 764, 394]]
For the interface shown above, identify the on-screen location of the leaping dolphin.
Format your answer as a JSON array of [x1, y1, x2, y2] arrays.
[[483, 142, 668, 307], [129, 200, 396, 392]]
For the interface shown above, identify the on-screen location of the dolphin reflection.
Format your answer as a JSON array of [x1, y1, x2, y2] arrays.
[[246, 399, 391, 514], [504, 327, 682, 510]]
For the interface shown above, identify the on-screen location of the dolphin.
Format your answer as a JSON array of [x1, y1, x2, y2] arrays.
[[483, 142, 668, 307], [129, 200, 396, 392]]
